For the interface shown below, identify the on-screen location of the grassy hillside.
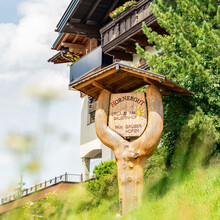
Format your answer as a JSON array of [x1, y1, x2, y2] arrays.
[[2, 160, 219, 220]]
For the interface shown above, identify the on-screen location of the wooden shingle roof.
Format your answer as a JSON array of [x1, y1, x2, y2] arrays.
[[69, 63, 194, 98], [55, 0, 128, 39]]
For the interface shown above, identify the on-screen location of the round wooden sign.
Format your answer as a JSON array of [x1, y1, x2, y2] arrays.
[[108, 92, 147, 138]]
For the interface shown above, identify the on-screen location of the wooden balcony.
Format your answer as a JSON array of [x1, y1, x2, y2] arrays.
[[100, 0, 164, 61], [48, 33, 98, 64]]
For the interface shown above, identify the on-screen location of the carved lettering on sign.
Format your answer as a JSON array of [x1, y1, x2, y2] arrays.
[[109, 92, 147, 137]]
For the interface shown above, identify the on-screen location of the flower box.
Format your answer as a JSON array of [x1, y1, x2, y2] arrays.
[[109, 1, 137, 19]]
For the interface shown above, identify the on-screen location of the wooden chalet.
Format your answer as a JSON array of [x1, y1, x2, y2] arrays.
[[49, 0, 130, 64], [48, 0, 165, 66]]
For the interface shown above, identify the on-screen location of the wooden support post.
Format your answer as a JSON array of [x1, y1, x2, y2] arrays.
[[95, 85, 163, 215]]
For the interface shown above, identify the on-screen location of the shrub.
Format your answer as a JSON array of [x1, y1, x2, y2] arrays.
[[86, 161, 118, 204]]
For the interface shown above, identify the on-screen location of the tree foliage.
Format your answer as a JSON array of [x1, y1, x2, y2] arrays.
[[136, 0, 220, 166]]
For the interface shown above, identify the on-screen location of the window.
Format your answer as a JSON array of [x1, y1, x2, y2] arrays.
[[88, 96, 97, 124]]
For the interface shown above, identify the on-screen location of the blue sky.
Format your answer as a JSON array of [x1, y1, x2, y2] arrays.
[[0, 0, 100, 198], [0, 0, 21, 23]]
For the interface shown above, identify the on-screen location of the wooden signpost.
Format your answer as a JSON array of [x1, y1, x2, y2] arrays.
[[70, 63, 194, 215], [96, 85, 163, 215]]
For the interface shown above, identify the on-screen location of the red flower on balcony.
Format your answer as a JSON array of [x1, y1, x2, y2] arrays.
[[109, 1, 137, 19]]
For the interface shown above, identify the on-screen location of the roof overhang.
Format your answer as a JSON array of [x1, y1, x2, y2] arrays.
[[56, 0, 81, 33], [55, 0, 128, 39], [48, 52, 70, 64], [49, 33, 97, 64], [69, 63, 194, 98], [52, 33, 90, 51]]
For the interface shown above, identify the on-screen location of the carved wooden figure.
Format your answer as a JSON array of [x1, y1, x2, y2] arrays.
[[95, 84, 163, 215]]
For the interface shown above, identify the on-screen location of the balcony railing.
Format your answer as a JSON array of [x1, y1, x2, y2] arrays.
[[1, 173, 81, 205], [69, 46, 113, 83], [100, 0, 156, 60]]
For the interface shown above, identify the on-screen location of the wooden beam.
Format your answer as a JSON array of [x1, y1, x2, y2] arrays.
[[130, 35, 152, 47], [100, 0, 121, 23], [117, 45, 127, 51], [61, 42, 85, 52], [162, 79, 175, 88], [80, 92, 86, 98], [140, 74, 189, 95], [160, 90, 172, 95], [115, 78, 141, 93], [74, 68, 117, 90], [83, 0, 101, 23], [63, 33, 70, 42], [119, 44, 137, 54], [72, 35, 79, 44], [144, 75, 175, 89], [64, 23, 100, 39], [116, 45, 137, 56], [120, 67, 166, 84], [105, 72, 128, 86], [82, 86, 99, 96], [109, 51, 133, 61], [143, 77, 155, 85], [92, 81, 105, 90], [56, 33, 70, 50], [122, 72, 168, 91], [72, 23, 100, 35], [82, 37, 87, 45], [143, 77, 173, 94]]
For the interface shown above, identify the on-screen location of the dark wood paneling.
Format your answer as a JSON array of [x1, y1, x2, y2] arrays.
[[99, 0, 165, 60]]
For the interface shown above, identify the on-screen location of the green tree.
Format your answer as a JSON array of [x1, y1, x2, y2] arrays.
[[136, 0, 220, 167]]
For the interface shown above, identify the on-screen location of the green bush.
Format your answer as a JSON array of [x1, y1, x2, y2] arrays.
[[86, 160, 118, 205]]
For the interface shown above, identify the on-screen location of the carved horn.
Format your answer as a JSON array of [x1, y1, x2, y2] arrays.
[[133, 85, 163, 157], [95, 89, 124, 151]]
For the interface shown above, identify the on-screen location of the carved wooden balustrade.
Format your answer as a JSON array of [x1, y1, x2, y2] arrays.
[[100, 0, 158, 61]]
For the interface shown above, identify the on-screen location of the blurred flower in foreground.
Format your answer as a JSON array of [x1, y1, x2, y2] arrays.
[[26, 160, 42, 172], [23, 86, 65, 103], [4, 134, 34, 152]]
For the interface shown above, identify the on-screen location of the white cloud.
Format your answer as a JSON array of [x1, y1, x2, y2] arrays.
[[0, 0, 70, 79], [0, 0, 72, 102], [0, 0, 82, 193]]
